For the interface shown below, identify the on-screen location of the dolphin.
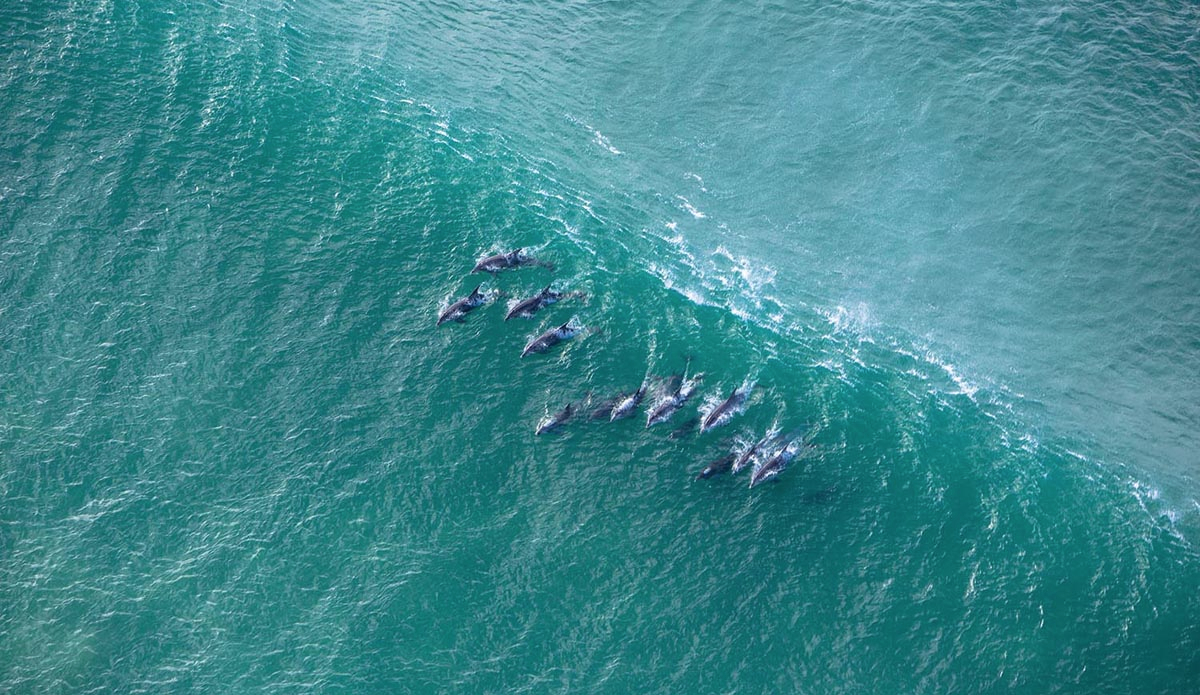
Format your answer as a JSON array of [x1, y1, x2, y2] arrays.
[[730, 429, 783, 475], [587, 394, 624, 421], [505, 285, 585, 320], [646, 370, 703, 428], [700, 382, 753, 433], [668, 417, 699, 440], [521, 320, 581, 358], [535, 403, 574, 435], [749, 433, 811, 488], [696, 452, 736, 480], [609, 384, 648, 422], [436, 284, 488, 326], [472, 248, 553, 273]]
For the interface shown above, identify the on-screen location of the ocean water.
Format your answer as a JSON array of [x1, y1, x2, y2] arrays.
[[2, 0, 1198, 692]]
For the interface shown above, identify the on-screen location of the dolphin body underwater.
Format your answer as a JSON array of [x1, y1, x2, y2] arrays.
[[696, 452, 736, 480]]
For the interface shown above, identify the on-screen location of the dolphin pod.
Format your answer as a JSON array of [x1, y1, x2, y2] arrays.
[[695, 427, 815, 485], [441, 246, 811, 489]]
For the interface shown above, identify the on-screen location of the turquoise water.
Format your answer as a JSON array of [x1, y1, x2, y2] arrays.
[[3, 1, 1198, 692]]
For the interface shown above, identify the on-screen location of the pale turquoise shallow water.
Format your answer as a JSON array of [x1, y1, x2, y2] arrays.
[[2, 1, 1198, 693]]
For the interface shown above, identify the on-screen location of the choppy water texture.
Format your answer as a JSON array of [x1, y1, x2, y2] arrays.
[[3, 1, 1199, 693]]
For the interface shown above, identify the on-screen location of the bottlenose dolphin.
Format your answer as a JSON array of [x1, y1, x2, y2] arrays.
[[668, 417, 699, 440], [472, 248, 552, 273], [535, 403, 574, 435], [646, 370, 703, 428], [505, 285, 585, 320], [696, 452, 736, 480], [700, 382, 754, 433], [749, 432, 811, 488], [436, 284, 489, 326], [609, 383, 648, 422], [521, 319, 581, 358], [588, 394, 624, 421], [730, 429, 783, 475]]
